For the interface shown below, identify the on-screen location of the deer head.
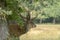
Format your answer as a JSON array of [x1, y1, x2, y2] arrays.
[[18, 9, 38, 32]]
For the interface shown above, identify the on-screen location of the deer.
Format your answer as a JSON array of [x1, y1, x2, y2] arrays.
[[18, 7, 39, 31], [7, 8, 38, 40]]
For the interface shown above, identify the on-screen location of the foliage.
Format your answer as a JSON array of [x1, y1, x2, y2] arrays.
[[0, 0, 60, 24]]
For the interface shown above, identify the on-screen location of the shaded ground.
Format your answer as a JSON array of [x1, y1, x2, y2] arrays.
[[20, 24, 60, 40]]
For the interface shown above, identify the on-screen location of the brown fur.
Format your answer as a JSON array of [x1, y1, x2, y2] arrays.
[[8, 24, 26, 37]]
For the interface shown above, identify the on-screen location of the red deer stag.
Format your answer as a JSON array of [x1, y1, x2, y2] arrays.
[[7, 10, 38, 40]]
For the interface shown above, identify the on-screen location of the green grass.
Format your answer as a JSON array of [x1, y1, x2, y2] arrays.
[[19, 24, 60, 40]]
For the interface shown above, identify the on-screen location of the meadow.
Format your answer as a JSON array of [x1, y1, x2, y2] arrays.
[[20, 24, 60, 40]]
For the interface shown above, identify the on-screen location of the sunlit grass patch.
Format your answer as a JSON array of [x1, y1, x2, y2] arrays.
[[20, 24, 60, 40]]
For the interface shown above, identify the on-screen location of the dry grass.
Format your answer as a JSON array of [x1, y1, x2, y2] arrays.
[[19, 24, 60, 40]]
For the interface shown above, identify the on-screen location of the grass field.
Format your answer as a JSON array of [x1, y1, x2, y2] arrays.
[[20, 24, 60, 40]]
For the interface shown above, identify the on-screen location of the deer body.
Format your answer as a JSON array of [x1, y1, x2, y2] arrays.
[[8, 24, 26, 37]]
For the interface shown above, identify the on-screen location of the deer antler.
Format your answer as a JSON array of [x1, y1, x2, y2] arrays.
[[18, 13, 27, 22], [26, 10, 31, 20], [18, 4, 31, 21], [31, 13, 38, 20]]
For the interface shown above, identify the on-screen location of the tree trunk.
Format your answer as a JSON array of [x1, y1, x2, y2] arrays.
[[40, 19, 42, 24], [0, 19, 9, 40], [53, 18, 56, 24]]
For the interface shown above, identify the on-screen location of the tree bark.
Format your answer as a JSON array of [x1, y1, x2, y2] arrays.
[[40, 19, 42, 24], [53, 18, 56, 24], [0, 19, 9, 40]]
